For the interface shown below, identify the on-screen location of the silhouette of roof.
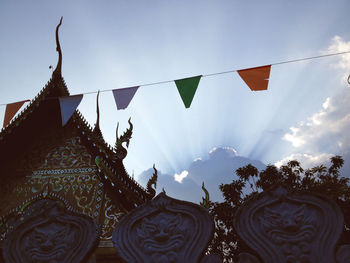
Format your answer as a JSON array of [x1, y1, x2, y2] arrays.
[[0, 17, 152, 210]]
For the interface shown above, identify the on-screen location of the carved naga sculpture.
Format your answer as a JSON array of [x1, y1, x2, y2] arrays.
[[234, 186, 350, 263], [114, 118, 133, 161], [146, 164, 158, 198], [200, 182, 210, 209]]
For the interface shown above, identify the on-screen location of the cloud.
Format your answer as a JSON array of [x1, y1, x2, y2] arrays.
[[277, 36, 350, 172], [323, 35, 350, 81], [137, 147, 265, 203], [275, 153, 333, 168], [174, 170, 188, 183], [282, 91, 350, 153]]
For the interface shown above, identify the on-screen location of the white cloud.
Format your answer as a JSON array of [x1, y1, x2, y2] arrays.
[[283, 88, 350, 153], [275, 153, 333, 169], [209, 146, 238, 158], [208, 147, 217, 154], [174, 170, 189, 183], [283, 127, 306, 147], [279, 36, 350, 168], [323, 36, 350, 82]]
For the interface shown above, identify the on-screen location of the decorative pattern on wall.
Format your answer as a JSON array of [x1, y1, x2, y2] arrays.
[[100, 195, 125, 240], [18, 136, 94, 171], [1, 133, 124, 244], [0, 170, 123, 243]]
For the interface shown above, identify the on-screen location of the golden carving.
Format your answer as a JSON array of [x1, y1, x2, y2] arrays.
[[100, 194, 124, 240], [1, 132, 128, 244], [18, 135, 94, 171]]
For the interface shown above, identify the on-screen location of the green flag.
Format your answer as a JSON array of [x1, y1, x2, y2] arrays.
[[175, 75, 202, 108]]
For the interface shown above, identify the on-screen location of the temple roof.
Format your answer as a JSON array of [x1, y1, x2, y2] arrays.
[[0, 18, 153, 210]]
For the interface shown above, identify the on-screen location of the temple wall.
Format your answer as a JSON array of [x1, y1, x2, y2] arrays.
[[0, 131, 126, 261]]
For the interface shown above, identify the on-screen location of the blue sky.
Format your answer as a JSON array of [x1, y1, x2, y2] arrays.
[[1, 1, 350, 202]]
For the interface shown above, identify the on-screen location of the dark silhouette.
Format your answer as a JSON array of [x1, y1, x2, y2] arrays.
[[208, 156, 350, 262]]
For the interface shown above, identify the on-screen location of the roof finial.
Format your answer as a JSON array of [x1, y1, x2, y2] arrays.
[[93, 90, 103, 137], [53, 17, 63, 77], [114, 118, 133, 161], [146, 164, 158, 198], [200, 182, 210, 209]]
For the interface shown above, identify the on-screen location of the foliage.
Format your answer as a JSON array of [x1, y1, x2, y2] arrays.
[[208, 156, 350, 262]]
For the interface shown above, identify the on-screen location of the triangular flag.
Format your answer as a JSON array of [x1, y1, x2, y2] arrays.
[[175, 75, 202, 108], [237, 65, 271, 91], [58, 94, 83, 126], [3, 99, 30, 127], [112, 86, 139, 110]]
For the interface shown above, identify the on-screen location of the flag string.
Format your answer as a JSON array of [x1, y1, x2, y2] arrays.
[[203, 50, 350, 77], [1, 50, 349, 106]]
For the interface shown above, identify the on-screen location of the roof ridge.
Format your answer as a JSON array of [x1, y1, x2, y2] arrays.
[[72, 111, 148, 194], [0, 75, 69, 138]]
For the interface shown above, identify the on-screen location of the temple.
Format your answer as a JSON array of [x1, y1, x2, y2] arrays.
[[0, 18, 155, 262]]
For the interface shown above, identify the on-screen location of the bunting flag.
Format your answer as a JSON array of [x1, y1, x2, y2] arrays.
[[3, 100, 30, 127], [58, 94, 83, 126], [112, 86, 139, 110], [237, 65, 271, 91], [175, 75, 202, 108]]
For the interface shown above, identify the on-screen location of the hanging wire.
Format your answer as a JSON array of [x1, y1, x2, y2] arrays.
[[1, 50, 350, 106]]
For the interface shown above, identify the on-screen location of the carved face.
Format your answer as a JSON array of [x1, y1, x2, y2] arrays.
[[263, 204, 305, 232], [136, 213, 187, 254], [23, 222, 75, 263], [260, 203, 316, 244]]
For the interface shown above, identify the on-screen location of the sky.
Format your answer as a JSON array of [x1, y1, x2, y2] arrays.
[[1, 1, 350, 203]]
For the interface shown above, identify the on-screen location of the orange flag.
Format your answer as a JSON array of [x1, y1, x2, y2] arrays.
[[237, 65, 271, 91], [3, 100, 30, 127]]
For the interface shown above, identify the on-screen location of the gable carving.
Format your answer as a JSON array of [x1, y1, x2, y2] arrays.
[[113, 192, 214, 263], [234, 186, 344, 263], [2, 198, 99, 263]]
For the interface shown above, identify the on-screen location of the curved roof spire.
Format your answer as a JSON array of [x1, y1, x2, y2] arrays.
[[93, 90, 103, 138], [53, 17, 63, 77]]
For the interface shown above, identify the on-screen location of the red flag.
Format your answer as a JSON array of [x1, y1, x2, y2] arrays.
[[3, 100, 30, 127], [237, 65, 271, 91]]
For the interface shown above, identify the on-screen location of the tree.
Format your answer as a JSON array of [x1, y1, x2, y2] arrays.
[[208, 156, 350, 262]]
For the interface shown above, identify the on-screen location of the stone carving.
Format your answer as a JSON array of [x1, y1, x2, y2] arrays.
[[113, 192, 215, 263], [200, 253, 222, 263], [234, 186, 345, 263], [2, 198, 99, 263], [336, 244, 350, 263]]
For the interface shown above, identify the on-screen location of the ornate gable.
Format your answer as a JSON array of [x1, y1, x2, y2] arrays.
[[0, 18, 155, 262]]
